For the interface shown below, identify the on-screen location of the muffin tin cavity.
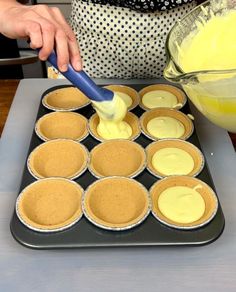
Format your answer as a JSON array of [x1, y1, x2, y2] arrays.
[[146, 139, 205, 178], [16, 178, 83, 232], [150, 176, 218, 230], [139, 84, 187, 111], [82, 177, 150, 231], [27, 139, 89, 180], [35, 111, 88, 142], [42, 86, 90, 111], [140, 108, 194, 141], [89, 140, 146, 178]]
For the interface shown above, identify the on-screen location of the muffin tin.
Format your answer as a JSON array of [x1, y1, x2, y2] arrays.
[[35, 111, 89, 142], [10, 81, 225, 249]]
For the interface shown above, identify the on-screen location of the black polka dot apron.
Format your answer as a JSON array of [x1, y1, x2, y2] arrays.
[[70, 0, 197, 78]]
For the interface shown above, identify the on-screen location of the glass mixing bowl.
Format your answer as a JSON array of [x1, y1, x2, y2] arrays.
[[164, 0, 236, 133]]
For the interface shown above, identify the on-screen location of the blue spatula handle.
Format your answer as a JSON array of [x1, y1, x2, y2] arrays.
[[47, 51, 113, 102]]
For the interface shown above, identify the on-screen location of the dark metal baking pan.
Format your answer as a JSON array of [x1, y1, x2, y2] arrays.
[[10, 80, 225, 249]]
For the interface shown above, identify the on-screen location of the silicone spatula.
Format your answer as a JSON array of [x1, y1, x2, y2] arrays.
[[47, 51, 114, 102]]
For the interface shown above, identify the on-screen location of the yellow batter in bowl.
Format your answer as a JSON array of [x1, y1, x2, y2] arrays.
[[166, 3, 236, 132]]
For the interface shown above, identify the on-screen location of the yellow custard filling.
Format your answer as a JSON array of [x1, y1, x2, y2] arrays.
[[158, 186, 205, 223], [97, 120, 132, 139], [152, 147, 194, 175], [176, 7, 236, 132], [179, 9, 236, 73], [115, 91, 133, 108], [142, 90, 178, 109], [93, 93, 132, 139], [147, 116, 185, 138]]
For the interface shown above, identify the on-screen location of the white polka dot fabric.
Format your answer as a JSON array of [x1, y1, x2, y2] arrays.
[[80, 0, 194, 12], [70, 0, 197, 78]]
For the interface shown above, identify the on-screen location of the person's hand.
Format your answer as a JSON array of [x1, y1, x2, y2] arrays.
[[0, 1, 82, 72]]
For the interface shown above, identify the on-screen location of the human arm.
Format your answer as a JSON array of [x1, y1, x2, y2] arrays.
[[0, 0, 82, 72]]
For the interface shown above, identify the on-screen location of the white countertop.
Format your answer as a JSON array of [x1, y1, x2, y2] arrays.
[[0, 79, 236, 292]]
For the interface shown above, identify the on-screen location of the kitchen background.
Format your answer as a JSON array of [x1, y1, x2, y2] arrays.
[[0, 0, 71, 79]]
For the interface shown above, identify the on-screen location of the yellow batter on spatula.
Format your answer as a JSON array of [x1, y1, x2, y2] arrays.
[[92, 93, 132, 139]]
